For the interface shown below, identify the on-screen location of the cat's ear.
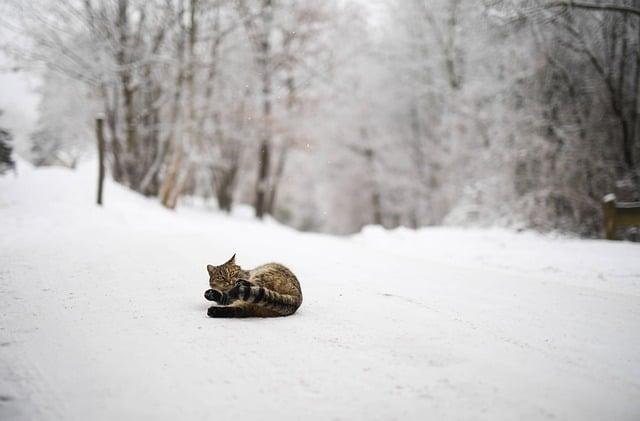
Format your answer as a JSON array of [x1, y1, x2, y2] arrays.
[[225, 254, 236, 265], [207, 264, 215, 274]]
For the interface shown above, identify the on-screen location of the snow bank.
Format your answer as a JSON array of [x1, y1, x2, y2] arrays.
[[1, 164, 639, 420]]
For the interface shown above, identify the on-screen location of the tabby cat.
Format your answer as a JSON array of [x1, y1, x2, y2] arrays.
[[204, 254, 303, 318]]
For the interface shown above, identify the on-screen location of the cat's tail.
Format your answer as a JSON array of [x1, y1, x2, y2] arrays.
[[237, 285, 302, 316]]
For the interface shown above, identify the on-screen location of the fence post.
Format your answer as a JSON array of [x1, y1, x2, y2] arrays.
[[96, 116, 105, 206], [602, 194, 617, 240]]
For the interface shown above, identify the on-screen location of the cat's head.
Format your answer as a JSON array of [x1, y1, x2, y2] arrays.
[[207, 254, 243, 290]]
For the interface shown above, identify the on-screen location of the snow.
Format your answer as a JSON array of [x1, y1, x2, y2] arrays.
[[1, 162, 639, 421]]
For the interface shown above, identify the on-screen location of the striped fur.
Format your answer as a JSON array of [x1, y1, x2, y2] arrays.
[[237, 285, 301, 315], [205, 255, 302, 318], [207, 306, 246, 318]]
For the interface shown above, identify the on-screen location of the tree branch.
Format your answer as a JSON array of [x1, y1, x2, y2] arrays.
[[542, 1, 640, 18]]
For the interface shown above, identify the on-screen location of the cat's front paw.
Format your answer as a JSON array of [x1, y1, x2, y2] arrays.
[[234, 279, 253, 288], [227, 280, 251, 300], [228, 280, 254, 301], [204, 289, 223, 302]]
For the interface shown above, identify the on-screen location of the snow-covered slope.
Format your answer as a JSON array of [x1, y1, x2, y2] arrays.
[[1, 163, 639, 421]]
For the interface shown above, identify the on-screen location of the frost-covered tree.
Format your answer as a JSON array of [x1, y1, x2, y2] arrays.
[[30, 71, 95, 168], [4, 0, 638, 236], [488, 0, 640, 234], [0, 111, 16, 175]]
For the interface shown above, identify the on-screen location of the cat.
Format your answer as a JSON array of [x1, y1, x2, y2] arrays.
[[204, 254, 303, 318]]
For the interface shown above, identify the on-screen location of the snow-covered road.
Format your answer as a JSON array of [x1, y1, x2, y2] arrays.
[[1, 164, 639, 420]]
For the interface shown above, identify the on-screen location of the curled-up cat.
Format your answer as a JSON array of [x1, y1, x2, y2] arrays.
[[204, 254, 303, 318]]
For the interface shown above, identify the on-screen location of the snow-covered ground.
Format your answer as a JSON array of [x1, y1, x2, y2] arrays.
[[1, 163, 639, 421]]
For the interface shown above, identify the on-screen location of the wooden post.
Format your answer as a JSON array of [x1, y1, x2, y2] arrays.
[[96, 116, 106, 206], [602, 194, 617, 240]]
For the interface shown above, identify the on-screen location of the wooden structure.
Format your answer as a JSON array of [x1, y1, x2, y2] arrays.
[[602, 194, 640, 240], [96, 116, 106, 206]]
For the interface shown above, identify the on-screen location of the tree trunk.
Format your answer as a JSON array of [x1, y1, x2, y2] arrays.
[[116, 0, 139, 187], [266, 144, 288, 215], [266, 69, 295, 215], [254, 0, 273, 219], [366, 148, 383, 226], [102, 82, 125, 183], [159, 2, 194, 209]]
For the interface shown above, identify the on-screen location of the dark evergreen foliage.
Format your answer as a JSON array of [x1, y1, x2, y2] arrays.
[[0, 117, 16, 175]]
